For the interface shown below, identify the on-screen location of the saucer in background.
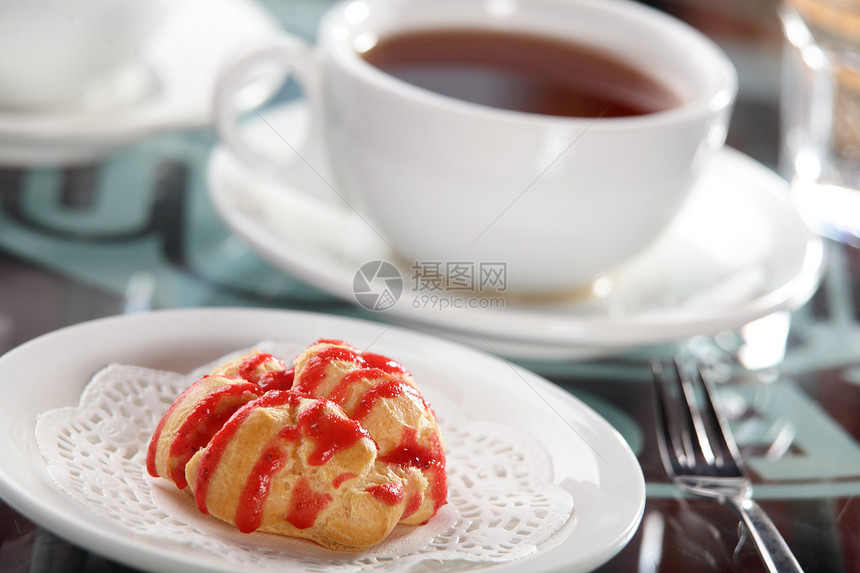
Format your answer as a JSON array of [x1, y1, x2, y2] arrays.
[[0, 0, 281, 166], [207, 101, 825, 360]]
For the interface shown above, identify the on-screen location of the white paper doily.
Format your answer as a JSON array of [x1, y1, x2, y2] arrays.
[[35, 344, 574, 572]]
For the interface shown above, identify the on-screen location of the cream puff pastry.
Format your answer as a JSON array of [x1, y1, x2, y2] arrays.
[[146, 340, 446, 551]]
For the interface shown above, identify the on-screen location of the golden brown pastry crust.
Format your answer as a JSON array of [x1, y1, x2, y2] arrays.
[[146, 374, 260, 490], [292, 340, 447, 525], [146, 341, 447, 551]]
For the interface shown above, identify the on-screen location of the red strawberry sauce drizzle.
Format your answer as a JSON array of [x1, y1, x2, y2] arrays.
[[234, 424, 304, 533], [237, 352, 294, 391], [196, 391, 371, 531], [165, 382, 259, 488], [353, 378, 429, 421], [366, 482, 405, 506], [327, 368, 388, 406], [237, 352, 283, 381], [293, 343, 411, 397], [402, 491, 423, 520], [235, 442, 288, 533], [146, 377, 260, 482], [147, 376, 211, 478], [298, 400, 371, 466], [193, 391, 303, 514], [147, 354, 292, 483], [332, 472, 358, 489], [287, 476, 332, 530], [362, 352, 409, 377], [380, 426, 447, 513], [257, 368, 294, 391]]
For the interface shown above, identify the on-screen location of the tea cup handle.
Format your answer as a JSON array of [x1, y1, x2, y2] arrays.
[[213, 35, 329, 188]]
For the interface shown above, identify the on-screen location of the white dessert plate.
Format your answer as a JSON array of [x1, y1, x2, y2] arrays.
[[207, 102, 825, 359], [0, 0, 281, 166], [0, 308, 644, 573]]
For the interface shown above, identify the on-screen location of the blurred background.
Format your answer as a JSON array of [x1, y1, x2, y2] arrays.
[[0, 0, 788, 354]]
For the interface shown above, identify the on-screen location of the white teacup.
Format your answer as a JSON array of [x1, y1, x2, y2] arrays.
[[0, 0, 165, 109], [215, 0, 736, 294]]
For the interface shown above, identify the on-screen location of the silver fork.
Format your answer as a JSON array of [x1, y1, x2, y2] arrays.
[[652, 360, 804, 573]]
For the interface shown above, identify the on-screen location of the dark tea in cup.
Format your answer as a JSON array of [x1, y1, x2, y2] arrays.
[[361, 29, 681, 118]]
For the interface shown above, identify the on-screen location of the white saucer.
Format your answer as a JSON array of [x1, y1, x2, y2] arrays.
[[0, 0, 281, 166], [207, 102, 825, 359]]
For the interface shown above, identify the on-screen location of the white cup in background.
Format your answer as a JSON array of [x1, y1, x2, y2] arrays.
[[0, 0, 165, 110], [215, 0, 737, 295]]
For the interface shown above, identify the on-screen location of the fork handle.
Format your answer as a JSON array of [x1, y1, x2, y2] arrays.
[[730, 497, 804, 572]]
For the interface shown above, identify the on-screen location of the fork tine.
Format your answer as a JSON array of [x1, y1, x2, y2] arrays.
[[674, 359, 717, 466], [694, 364, 743, 472], [651, 361, 688, 473]]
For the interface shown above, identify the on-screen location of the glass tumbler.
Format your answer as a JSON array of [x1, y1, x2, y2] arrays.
[[780, 0, 860, 243]]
